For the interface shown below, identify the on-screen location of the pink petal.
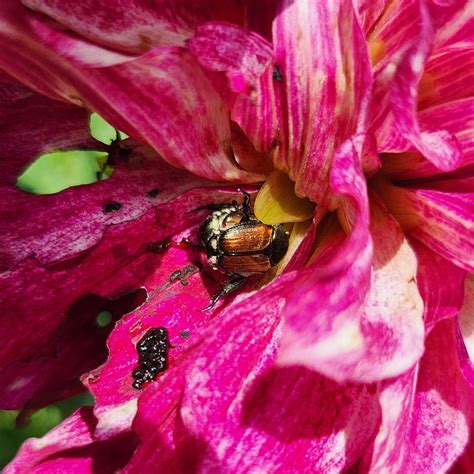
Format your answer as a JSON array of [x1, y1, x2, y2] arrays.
[[418, 98, 474, 168], [127, 280, 380, 472], [411, 240, 466, 333], [354, 0, 388, 34], [279, 136, 424, 382], [22, 0, 246, 53], [0, 5, 260, 182], [419, 44, 474, 109], [381, 98, 474, 180], [459, 275, 474, 369], [0, 187, 239, 406], [188, 21, 278, 155], [0, 289, 145, 410], [277, 136, 372, 376], [272, 0, 372, 202], [403, 188, 474, 271], [5, 407, 138, 473], [430, 0, 474, 48], [405, 318, 474, 472], [363, 368, 418, 472], [82, 242, 228, 439], [370, 2, 463, 172], [0, 83, 206, 270], [367, 317, 474, 472]]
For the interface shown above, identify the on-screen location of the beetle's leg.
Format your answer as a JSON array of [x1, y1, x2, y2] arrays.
[[240, 191, 252, 223], [201, 276, 245, 311], [178, 237, 205, 250], [186, 203, 233, 214]]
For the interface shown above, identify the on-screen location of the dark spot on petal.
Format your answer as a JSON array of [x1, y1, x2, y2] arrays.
[[272, 64, 283, 82], [103, 201, 122, 213], [181, 330, 190, 339], [147, 188, 160, 198], [146, 240, 171, 253]]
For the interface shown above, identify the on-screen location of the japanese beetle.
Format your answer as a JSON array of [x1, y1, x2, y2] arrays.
[[195, 192, 290, 310]]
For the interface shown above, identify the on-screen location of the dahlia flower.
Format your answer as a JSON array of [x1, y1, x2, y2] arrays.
[[0, 0, 473, 472]]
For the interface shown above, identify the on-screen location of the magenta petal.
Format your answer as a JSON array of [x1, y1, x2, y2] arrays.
[[419, 44, 474, 109], [189, 21, 278, 154], [22, 0, 246, 53], [459, 275, 474, 372], [412, 240, 466, 333], [364, 368, 417, 472], [272, 0, 372, 202], [370, 3, 463, 172], [5, 407, 138, 473], [0, 187, 235, 405], [0, 7, 260, 182], [127, 281, 380, 472], [406, 318, 474, 472], [404, 188, 474, 271], [82, 241, 227, 438], [367, 316, 474, 472]]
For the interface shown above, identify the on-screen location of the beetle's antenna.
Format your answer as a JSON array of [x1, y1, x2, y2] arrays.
[[240, 191, 252, 223]]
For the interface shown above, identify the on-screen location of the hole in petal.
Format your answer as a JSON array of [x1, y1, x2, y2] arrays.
[[103, 201, 122, 213], [16, 150, 111, 195], [95, 311, 112, 328], [89, 112, 128, 144]]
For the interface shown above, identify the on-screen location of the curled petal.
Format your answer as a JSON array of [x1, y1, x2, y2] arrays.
[[419, 44, 474, 109], [404, 188, 474, 272], [370, 2, 463, 172], [0, 187, 239, 408], [279, 137, 424, 382], [0, 6, 260, 182], [411, 240, 466, 333], [127, 280, 380, 472], [278, 137, 374, 379], [459, 275, 474, 372], [272, 0, 372, 202], [406, 318, 474, 473], [22, 0, 246, 53], [363, 368, 418, 473], [188, 21, 278, 156], [381, 98, 474, 180], [4, 407, 138, 473]]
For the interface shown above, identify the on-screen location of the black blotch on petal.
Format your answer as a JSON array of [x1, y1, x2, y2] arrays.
[[272, 64, 283, 82], [103, 201, 122, 213], [132, 327, 170, 390]]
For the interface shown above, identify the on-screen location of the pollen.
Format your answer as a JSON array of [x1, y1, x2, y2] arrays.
[[254, 170, 314, 225], [368, 39, 386, 67]]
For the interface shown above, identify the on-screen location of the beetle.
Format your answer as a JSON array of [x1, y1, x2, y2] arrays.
[[192, 192, 290, 310]]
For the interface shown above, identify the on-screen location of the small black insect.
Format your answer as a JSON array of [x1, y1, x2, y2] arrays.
[[272, 64, 283, 82], [132, 327, 170, 390], [103, 201, 122, 213], [193, 192, 289, 310]]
